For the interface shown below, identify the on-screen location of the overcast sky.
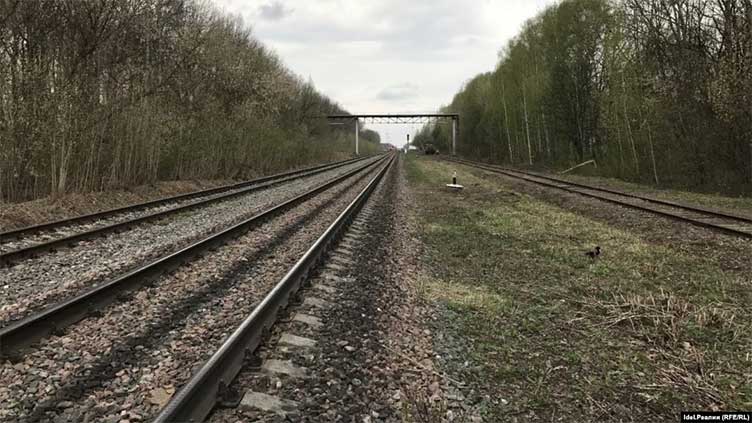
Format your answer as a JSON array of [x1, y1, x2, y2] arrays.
[[213, 0, 558, 147]]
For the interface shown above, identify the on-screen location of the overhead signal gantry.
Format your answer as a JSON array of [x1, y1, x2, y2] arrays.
[[324, 113, 459, 155]]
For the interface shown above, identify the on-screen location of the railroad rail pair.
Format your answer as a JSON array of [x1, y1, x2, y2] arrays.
[[444, 157, 752, 239]]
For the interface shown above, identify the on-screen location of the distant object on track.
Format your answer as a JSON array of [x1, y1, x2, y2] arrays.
[[424, 144, 438, 155]]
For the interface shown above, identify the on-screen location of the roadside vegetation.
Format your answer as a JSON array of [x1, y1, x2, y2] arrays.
[[0, 0, 379, 203], [414, 0, 752, 195], [407, 156, 751, 421]]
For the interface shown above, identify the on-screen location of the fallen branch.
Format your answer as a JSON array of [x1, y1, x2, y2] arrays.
[[560, 159, 597, 175]]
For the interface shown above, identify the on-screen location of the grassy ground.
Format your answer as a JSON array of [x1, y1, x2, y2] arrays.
[[406, 155, 752, 422]]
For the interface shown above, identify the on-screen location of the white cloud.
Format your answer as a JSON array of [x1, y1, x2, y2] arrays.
[[258, 1, 292, 21], [376, 83, 420, 101], [213, 0, 558, 146]]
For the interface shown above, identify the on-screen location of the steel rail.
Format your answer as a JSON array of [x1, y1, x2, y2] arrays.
[[0, 155, 379, 267], [153, 153, 395, 423], [456, 158, 752, 224], [0, 156, 388, 358], [0, 155, 373, 241], [444, 157, 752, 239]]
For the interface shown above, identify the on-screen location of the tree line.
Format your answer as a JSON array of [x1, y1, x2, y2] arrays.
[[0, 0, 379, 203], [415, 0, 752, 194]]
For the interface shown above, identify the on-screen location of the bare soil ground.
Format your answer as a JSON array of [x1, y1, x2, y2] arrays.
[[0, 179, 232, 231], [406, 155, 752, 422]]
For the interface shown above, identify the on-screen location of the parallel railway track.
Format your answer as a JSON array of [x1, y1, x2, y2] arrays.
[[0, 155, 373, 266], [444, 157, 752, 239], [0, 155, 388, 357]]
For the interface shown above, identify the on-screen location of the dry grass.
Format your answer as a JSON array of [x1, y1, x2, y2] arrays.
[[586, 292, 742, 345], [583, 292, 750, 407]]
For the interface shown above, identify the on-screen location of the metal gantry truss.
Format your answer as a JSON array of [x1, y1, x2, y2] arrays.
[[325, 113, 459, 155]]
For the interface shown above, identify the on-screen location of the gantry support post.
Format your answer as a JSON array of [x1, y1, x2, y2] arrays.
[[355, 118, 359, 156], [452, 117, 457, 156]]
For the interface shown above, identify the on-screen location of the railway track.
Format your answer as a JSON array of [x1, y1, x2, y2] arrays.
[[0, 156, 384, 328], [0, 153, 395, 422], [0, 154, 387, 356], [0, 155, 374, 266], [444, 157, 752, 239]]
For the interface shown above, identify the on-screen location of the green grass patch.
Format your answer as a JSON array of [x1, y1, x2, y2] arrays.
[[407, 155, 752, 421]]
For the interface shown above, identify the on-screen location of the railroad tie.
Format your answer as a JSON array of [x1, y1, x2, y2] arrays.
[[239, 391, 299, 416], [292, 313, 323, 328], [312, 283, 337, 295], [330, 254, 355, 267], [302, 296, 329, 310], [338, 239, 360, 250], [278, 333, 317, 348], [322, 273, 353, 284], [323, 261, 348, 273], [332, 246, 354, 256], [261, 359, 308, 378]]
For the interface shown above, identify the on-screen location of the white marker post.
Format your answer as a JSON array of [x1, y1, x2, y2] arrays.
[[446, 170, 464, 190]]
